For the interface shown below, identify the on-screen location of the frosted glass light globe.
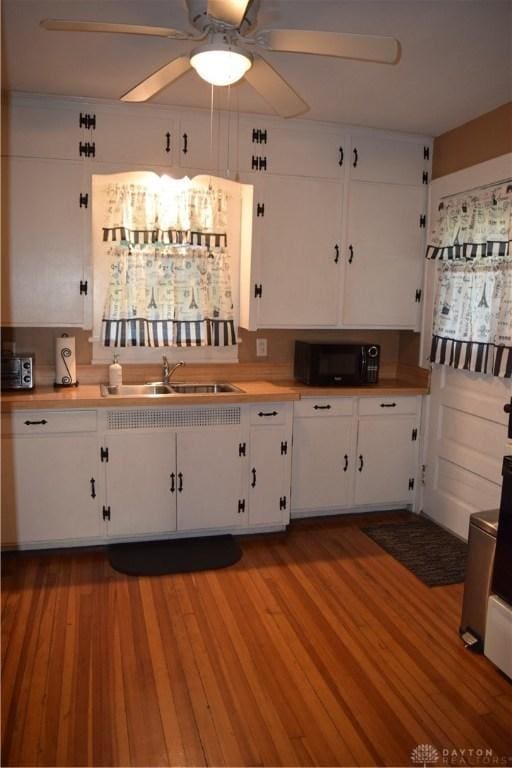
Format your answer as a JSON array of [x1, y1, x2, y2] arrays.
[[190, 45, 252, 86]]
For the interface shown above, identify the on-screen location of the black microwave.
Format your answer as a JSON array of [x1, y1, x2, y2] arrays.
[[294, 342, 380, 386]]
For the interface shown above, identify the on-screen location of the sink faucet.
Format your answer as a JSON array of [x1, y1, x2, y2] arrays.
[[162, 356, 185, 384]]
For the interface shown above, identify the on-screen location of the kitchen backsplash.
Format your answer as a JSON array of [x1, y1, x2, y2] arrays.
[[1, 326, 420, 369]]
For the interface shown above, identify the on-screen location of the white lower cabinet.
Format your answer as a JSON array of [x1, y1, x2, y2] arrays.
[[248, 404, 293, 527], [291, 396, 420, 516], [103, 431, 177, 537], [1, 411, 101, 546], [354, 416, 418, 506], [1, 397, 420, 548], [101, 423, 246, 537], [292, 398, 354, 512], [176, 428, 246, 531]]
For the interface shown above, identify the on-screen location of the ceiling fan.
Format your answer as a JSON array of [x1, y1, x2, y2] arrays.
[[41, 0, 401, 118]]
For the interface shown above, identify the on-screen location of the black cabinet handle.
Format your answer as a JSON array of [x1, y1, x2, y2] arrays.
[[24, 419, 47, 426], [258, 411, 278, 417], [314, 404, 331, 410], [353, 148, 358, 167], [182, 133, 188, 154], [251, 468, 257, 488], [358, 455, 364, 472], [343, 455, 348, 472], [178, 472, 183, 492], [348, 245, 354, 264], [380, 402, 397, 408], [170, 472, 175, 493], [90, 478, 96, 499], [338, 146, 344, 166], [165, 132, 171, 153], [334, 244, 339, 263]]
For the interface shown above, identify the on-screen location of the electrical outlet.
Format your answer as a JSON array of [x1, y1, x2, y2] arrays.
[[256, 338, 268, 357]]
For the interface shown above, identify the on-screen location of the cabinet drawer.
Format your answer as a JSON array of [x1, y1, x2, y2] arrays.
[[2, 410, 97, 435], [249, 403, 289, 425], [358, 396, 417, 416], [294, 397, 354, 418]]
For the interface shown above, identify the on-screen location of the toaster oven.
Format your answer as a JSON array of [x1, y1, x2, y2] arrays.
[[1, 354, 35, 390]]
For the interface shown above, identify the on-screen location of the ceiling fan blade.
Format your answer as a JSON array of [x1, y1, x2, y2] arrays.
[[207, 0, 252, 27], [244, 55, 308, 118], [121, 56, 192, 102], [40, 19, 195, 40], [257, 29, 401, 65]]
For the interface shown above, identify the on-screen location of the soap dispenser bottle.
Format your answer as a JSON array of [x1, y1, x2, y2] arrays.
[[109, 353, 122, 388]]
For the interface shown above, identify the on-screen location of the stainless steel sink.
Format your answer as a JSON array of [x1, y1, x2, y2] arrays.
[[100, 381, 241, 397], [100, 383, 173, 396], [169, 382, 241, 394]]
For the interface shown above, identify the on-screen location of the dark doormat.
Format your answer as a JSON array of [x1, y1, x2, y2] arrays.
[[361, 517, 467, 587], [108, 534, 242, 576]]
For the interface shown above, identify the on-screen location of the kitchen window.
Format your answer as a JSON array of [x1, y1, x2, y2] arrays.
[[91, 171, 252, 364], [426, 180, 512, 378]]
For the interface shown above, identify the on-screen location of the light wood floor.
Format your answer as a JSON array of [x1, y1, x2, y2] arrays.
[[2, 512, 511, 767]]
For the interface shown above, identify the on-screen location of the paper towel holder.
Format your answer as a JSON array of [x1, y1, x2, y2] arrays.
[[54, 333, 79, 388]]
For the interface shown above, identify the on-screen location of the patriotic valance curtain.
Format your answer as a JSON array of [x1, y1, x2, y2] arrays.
[[100, 177, 236, 348], [427, 181, 512, 378]]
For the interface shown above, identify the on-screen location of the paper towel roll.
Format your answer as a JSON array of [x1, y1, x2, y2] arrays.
[[55, 335, 77, 386]]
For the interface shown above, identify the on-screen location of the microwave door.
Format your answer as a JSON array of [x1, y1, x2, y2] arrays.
[[360, 346, 367, 383]]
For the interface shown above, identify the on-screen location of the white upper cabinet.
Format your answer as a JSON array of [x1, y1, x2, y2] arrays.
[[178, 109, 229, 173], [1, 156, 88, 327], [4, 92, 432, 331], [244, 173, 344, 328], [349, 132, 430, 186], [235, 116, 347, 179], [91, 104, 179, 168], [5, 97, 82, 160], [93, 105, 228, 171], [342, 181, 426, 327]]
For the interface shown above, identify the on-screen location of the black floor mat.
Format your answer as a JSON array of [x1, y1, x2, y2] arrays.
[[362, 517, 467, 587], [108, 534, 242, 576]]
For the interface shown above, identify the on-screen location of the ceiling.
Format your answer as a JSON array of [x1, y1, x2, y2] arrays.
[[2, 0, 511, 137]]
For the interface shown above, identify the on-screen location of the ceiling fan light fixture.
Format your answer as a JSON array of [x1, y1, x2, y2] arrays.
[[190, 43, 252, 86]]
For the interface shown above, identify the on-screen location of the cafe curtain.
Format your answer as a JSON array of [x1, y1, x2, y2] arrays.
[[100, 177, 236, 347], [427, 181, 512, 378]]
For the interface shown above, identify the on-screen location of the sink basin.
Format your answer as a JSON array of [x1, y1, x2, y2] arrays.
[[100, 383, 173, 396], [100, 381, 241, 397], [170, 382, 242, 394]]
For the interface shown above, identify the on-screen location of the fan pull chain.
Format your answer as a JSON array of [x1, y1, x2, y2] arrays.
[[226, 84, 231, 178], [209, 84, 215, 184]]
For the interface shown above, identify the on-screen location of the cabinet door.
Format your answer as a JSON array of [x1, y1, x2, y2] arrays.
[[236, 117, 346, 179], [343, 181, 425, 327], [350, 134, 428, 186], [93, 106, 179, 167], [354, 417, 417, 505], [252, 174, 343, 327], [178, 110, 229, 172], [291, 416, 353, 511], [249, 426, 291, 527], [6, 99, 81, 160], [177, 428, 245, 530], [1, 157, 88, 326], [104, 431, 177, 537], [1, 434, 101, 546]]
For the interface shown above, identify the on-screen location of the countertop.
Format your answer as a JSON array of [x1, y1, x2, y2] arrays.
[[1, 377, 429, 412]]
